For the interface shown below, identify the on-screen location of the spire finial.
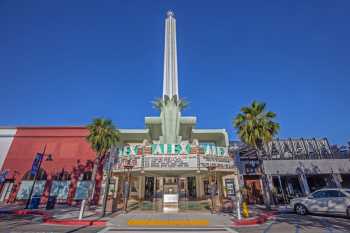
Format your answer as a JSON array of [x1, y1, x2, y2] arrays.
[[166, 10, 175, 18]]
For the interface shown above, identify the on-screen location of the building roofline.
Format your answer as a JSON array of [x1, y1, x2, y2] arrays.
[[17, 126, 86, 129]]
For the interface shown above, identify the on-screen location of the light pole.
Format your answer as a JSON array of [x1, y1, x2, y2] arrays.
[[25, 145, 53, 209], [207, 165, 217, 214], [56, 168, 65, 200], [102, 151, 113, 217], [230, 144, 242, 220], [123, 160, 134, 213]]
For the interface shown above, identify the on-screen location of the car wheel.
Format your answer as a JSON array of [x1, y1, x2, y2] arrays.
[[295, 204, 307, 215]]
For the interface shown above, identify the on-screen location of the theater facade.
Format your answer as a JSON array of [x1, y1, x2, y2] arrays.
[[0, 11, 348, 210], [0, 11, 238, 210], [105, 11, 238, 210]]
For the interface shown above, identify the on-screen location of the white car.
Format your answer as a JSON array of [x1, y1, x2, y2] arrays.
[[289, 188, 350, 217]]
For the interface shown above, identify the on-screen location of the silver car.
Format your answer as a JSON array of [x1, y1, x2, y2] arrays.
[[289, 188, 350, 217]]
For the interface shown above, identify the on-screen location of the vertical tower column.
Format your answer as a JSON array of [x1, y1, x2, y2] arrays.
[[163, 11, 179, 100]]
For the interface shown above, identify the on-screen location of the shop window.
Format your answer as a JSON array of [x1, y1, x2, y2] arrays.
[[0, 181, 14, 202], [16, 169, 47, 200], [50, 171, 71, 200], [74, 171, 92, 200]]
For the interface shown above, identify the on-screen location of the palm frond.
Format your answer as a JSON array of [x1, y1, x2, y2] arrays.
[[86, 118, 120, 157], [233, 100, 279, 150]]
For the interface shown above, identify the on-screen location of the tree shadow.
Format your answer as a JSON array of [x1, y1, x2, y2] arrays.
[[276, 213, 350, 232]]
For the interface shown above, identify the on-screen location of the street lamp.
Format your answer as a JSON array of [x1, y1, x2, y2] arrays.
[[207, 164, 217, 214], [123, 159, 134, 213], [56, 168, 65, 200], [102, 151, 114, 217], [230, 144, 242, 220], [25, 145, 53, 209]]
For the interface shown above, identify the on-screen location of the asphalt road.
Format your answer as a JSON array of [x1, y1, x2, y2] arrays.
[[233, 213, 350, 233], [0, 213, 349, 233]]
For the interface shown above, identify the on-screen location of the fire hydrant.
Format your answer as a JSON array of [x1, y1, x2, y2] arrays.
[[242, 202, 249, 218]]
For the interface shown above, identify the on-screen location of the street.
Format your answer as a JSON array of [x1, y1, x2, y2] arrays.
[[233, 213, 350, 233], [0, 213, 349, 233]]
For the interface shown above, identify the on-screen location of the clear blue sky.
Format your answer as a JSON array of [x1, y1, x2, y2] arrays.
[[0, 1, 349, 145]]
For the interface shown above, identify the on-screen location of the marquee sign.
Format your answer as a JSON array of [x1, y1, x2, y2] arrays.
[[118, 144, 228, 157], [114, 154, 234, 171]]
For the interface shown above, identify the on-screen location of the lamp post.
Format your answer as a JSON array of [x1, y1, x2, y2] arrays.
[[102, 151, 113, 217], [230, 144, 242, 220], [207, 164, 217, 214], [25, 145, 53, 209], [123, 159, 134, 213], [56, 168, 65, 200]]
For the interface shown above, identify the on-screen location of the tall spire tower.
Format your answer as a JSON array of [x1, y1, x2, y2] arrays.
[[146, 11, 197, 144], [163, 10, 179, 101]]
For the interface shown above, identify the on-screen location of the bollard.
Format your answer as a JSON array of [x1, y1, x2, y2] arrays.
[[236, 197, 242, 220], [242, 201, 249, 218], [79, 199, 86, 220]]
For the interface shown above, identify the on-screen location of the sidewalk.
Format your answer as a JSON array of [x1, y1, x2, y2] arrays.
[[0, 203, 283, 227], [0, 203, 112, 226]]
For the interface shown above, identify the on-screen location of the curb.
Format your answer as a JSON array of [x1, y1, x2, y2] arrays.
[[2, 209, 106, 226], [44, 219, 106, 226], [232, 211, 276, 226]]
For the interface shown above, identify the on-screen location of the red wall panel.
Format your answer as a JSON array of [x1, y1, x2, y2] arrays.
[[1, 127, 101, 205]]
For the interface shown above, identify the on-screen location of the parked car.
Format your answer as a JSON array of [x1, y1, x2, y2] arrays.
[[289, 188, 350, 217]]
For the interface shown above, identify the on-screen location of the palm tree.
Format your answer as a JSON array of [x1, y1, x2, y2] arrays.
[[233, 100, 280, 209], [86, 118, 120, 206]]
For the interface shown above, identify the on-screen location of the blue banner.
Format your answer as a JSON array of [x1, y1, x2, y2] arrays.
[[0, 170, 8, 184], [30, 153, 43, 177]]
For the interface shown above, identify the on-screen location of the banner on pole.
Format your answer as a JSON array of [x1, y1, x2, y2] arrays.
[[30, 153, 43, 177], [0, 170, 8, 184]]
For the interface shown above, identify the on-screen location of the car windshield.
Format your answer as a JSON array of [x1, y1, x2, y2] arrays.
[[345, 190, 350, 195]]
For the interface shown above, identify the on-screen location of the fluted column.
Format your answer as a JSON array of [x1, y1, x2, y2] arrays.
[[163, 11, 179, 100]]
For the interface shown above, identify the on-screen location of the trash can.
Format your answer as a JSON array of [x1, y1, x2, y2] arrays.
[[29, 196, 41, 209], [46, 196, 57, 210]]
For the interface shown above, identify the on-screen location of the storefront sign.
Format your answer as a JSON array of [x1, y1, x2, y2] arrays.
[[263, 138, 332, 160], [200, 144, 227, 156], [199, 155, 234, 169]]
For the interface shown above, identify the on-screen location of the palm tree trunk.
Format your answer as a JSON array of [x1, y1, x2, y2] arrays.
[[257, 150, 272, 210], [88, 157, 100, 206]]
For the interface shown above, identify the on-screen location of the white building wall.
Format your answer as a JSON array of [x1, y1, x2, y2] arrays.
[[0, 128, 16, 170]]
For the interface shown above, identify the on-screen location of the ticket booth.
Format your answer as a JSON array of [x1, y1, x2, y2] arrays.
[[163, 183, 178, 212]]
